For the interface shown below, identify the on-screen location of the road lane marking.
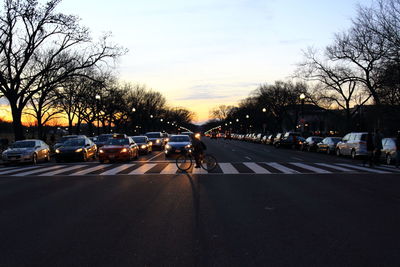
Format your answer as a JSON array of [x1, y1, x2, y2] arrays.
[[219, 163, 239, 174], [71, 165, 111, 175], [337, 163, 390, 174], [0, 166, 40, 175], [38, 165, 85, 176], [243, 162, 270, 174], [291, 157, 303, 161], [160, 163, 178, 174], [291, 163, 331, 174], [12, 165, 65, 176], [245, 156, 252, 161], [192, 166, 208, 174], [370, 165, 400, 173], [128, 164, 156, 174], [315, 163, 354, 172], [264, 163, 299, 174], [100, 164, 133, 175]]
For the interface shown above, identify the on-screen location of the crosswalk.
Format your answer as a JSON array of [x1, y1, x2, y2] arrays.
[[0, 162, 399, 177]]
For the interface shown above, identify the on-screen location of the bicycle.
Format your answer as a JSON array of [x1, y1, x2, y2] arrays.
[[176, 152, 217, 172]]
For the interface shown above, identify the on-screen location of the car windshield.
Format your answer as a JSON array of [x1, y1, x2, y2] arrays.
[[11, 141, 36, 148], [64, 139, 85, 146], [132, 137, 146, 143], [169, 136, 190, 142], [59, 136, 77, 143], [106, 138, 129, 145], [98, 135, 112, 142], [146, 133, 161, 138]]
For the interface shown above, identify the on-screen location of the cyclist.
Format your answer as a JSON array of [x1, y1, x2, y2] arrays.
[[191, 133, 207, 168]]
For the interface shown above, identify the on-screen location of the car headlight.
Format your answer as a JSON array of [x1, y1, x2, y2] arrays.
[[165, 144, 171, 149], [185, 145, 191, 149], [75, 148, 83, 153], [55, 149, 61, 154], [156, 139, 160, 144], [121, 148, 128, 153], [141, 145, 147, 149], [99, 149, 104, 154], [148, 141, 153, 146]]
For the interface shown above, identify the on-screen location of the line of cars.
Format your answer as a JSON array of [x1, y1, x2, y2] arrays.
[[223, 132, 398, 165], [1, 131, 170, 165]]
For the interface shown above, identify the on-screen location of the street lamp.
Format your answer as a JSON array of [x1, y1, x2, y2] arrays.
[[95, 94, 101, 136], [300, 93, 306, 132], [132, 107, 136, 112], [262, 108, 267, 113]]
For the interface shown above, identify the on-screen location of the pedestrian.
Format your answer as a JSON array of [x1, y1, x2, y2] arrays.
[[363, 132, 375, 167], [373, 129, 383, 166], [396, 131, 400, 168]]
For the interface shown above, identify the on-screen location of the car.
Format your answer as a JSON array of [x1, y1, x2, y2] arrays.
[[276, 132, 302, 148], [95, 134, 114, 149], [301, 136, 324, 151], [53, 135, 86, 151], [381, 137, 397, 165], [336, 132, 368, 159], [145, 132, 165, 150], [131, 136, 152, 154], [265, 134, 275, 145], [2, 139, 50, 165], [164, 135, 192, 158], [273, 133, 283, 147], [98, 135, 139, 163], [55, 137, 97, 162], [317, 137, 342, 154]]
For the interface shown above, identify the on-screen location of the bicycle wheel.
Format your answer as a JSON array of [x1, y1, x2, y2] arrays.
[[200, 154, 217, 171], [176, 154, 193, 171]]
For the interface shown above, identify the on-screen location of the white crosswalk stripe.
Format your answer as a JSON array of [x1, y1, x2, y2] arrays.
[[0, 165, 40, 175], [160, 163, 178, 174], [218, 163, 239, 174], [12, 165, 65, 176], [336, 163, 390, 174], [192, 166, 208, 174], [38, 165, 85, 176], [71, 165, 111, 175], [291, 163, 332, 174], [100, 164, 133, 175], [264, 162, 299, 174], [243, 162, 270, 174], [129, 164, 156, 174], [315, 163, 354, 172]]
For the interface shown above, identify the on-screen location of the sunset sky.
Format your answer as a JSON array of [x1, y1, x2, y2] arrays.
[[0, 0, 366, 124]]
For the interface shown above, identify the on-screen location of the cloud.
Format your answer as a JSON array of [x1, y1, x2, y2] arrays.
[[174, 82, 259, 101]]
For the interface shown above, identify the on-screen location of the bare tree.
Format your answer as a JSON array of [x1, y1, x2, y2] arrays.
[[0, 0, 125, 140], [210, 105, 235, 121]]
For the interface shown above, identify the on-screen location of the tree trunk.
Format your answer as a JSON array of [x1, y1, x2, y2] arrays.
[[10, 105, 25, 141]]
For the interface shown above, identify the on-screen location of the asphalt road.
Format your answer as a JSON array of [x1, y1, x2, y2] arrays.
[[0, 138, 400, 266]]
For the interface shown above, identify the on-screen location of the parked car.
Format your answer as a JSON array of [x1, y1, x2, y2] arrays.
[[95, 134, 114, 148], [294, 136, 306, 149], [265, 134, 275, 145], [53, 135, 86, 151], [2, 139, 50, 165], [145, 132, 166, 150], [317, 137, 342, 154], [131, 136, 152, 154], [55, 137, 97, 162], [277, 132, 302, 148], [336, 132, 368, 159], [381, 138, 397, 165], [273, 133, 283, 147], [98, 134, 138, 163], [301, 136, 324, 152], [164, 135, 192, 158]]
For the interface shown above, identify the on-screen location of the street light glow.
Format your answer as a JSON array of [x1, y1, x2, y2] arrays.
[[95, 94, 101, 100], [262, 108, 267, 113], [300, 93, 306, 100]]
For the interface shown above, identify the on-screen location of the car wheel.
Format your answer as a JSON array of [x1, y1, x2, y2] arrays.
[[351, 149, 356, 159], [336, 149, 341, 156], [386, 154, 392, 165], [32, 153, 37, 165]]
